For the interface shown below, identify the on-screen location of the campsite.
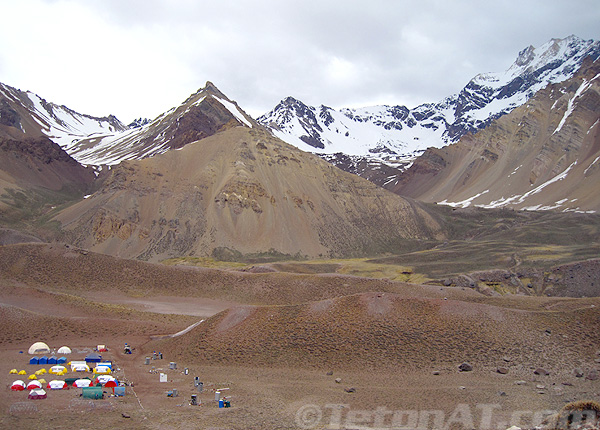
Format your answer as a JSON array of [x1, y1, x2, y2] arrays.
[[0, 243, 598, 429]]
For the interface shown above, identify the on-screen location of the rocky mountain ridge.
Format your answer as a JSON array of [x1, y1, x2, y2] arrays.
[[0, 82, 126, 145], [258, 35, 600, 188], [0, 81, 256, 166], [395, 56, 600, 212]]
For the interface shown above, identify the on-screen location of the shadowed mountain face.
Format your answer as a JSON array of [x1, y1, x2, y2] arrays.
[[53, 126, 445, 261], [0, 136, 95, 226], [394, 58, 600, 213]]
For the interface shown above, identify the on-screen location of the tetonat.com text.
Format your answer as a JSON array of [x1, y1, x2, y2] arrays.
[[294, 403, 569, 429]]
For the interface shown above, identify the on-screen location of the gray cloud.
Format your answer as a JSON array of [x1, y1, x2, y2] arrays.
[[0, 0, 598, 122]]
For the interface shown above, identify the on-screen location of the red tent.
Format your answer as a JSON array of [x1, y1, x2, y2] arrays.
[[104, 380, 117, 388], [11, 380, 25, 391], [26, 380, 42, 390]]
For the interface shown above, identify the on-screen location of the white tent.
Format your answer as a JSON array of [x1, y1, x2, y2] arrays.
[[73, 378, 93, 388], [49, 365, 67, 375], [93, 366, 111, 375], [26, 380, 42, 390], [28, 342, 50, 355], [96, 375, 115, 385], [47, 380, 68, 390], [71, 363, 90, 372], [57, 346, 71, 354]]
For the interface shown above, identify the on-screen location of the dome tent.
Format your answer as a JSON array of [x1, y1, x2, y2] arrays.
[[93, 366, 111, 375], [71, 363, 89, 372], [27, 380, 42, 390], [73, 378, 93, 388], [96, 374, 115, 385], [11, 380, 25, 391], [57, 346, 71, 354], [49, 365, 67, 375], [28, 388, 47, 400], [47, 380, 68, 390], [28, 342, 50, 355]]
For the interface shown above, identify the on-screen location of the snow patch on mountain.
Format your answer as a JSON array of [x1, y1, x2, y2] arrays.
[[553, 79, 592, 134], [213, 96, 252, 128], [441, 162, 585, 212], [54, 91, 253, 166], [259, 36, 600, 176], [25, 92, 124, 150]]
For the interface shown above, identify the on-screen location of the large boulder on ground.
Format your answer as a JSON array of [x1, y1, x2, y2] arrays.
[[458, 362, 473, 372]]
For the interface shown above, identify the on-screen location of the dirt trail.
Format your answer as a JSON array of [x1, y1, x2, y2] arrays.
[[150, 319, 205, 340], [82, 292, 236, 317]]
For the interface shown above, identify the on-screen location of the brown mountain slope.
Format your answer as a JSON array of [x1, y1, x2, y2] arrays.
[[53, 126, 445, 261], [0, 136, 95, 226], [394, 58, 600, 212], [153, 291, 600, 372]]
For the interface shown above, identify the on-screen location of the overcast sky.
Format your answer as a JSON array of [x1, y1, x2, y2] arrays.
[[0, 0, 598, 123]]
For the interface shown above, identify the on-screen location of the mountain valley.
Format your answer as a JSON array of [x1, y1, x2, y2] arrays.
[[0, 35, 599, 430]]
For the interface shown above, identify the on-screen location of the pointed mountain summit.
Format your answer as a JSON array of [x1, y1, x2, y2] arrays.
[[63, 81, 256, 165], [54, 125, 445, 262], [0, 80, 255, 166]]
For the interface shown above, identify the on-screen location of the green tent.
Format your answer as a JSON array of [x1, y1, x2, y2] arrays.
[[82, 386, 103, 399]]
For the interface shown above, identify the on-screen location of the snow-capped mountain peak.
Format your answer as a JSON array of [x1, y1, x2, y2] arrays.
[[258, 36, 600, 187], [0, 82, 127, 146], [0, 81, 255, 166]]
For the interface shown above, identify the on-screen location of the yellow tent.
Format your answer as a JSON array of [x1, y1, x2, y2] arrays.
[[28, 374, 37, 380], [18, 370, 27, 375], [93, 366, 111, 375], [9, 369, 17, 374], [38, 378, 46, 384], [50, 366, 67, 375]]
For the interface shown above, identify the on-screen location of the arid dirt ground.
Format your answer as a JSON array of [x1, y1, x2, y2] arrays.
[[1, 243, 599, 429]]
